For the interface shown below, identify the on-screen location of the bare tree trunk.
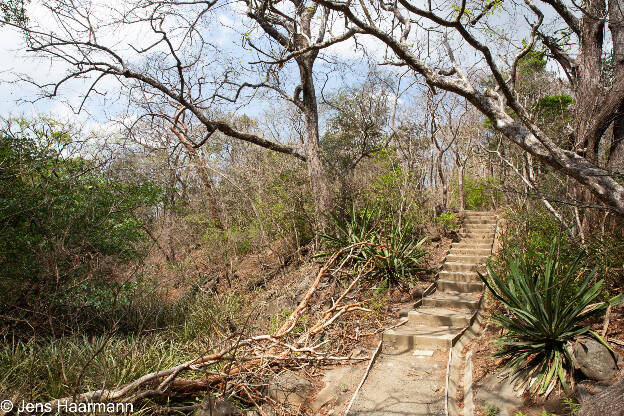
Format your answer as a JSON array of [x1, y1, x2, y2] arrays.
[[458, 163, 465, 211], [609, 0, 624, 168], [577, 0, 607, 162], [299, 61, 331, 224], [171, 125, 222, 228], [436, 150, 448, 210]]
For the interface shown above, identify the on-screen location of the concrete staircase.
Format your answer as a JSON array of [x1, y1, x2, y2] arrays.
[[383, 211, 498, 351]]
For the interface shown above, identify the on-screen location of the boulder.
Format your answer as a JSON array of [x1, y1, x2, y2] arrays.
[[573, 337, 618, 381], [268, 370, 314, 408], [196, 394, 241, 416], [578, 377, 624, 416]]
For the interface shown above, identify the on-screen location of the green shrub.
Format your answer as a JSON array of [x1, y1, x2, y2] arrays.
[[484, 403, 501, 416], [321, 204, 377, 249], [0, 119, 162, 333], [435, 211, 458, 231], [463, 176, 503, 210], [480, 239, 621, 395], [498, 208, 624, 295]]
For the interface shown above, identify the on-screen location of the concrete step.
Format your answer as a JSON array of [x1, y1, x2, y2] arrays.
[[463, 212, 497, 219], [443, 262, 478, 272], [445, 254, 488, 264], [439, 270, 481, 282], [463, 224, 496, 232], [462, 210, 495, 215], [407, 307, 473, 327], [461, 231, 495, 239], [448, 247, 491, 256], [422, 292, 481, 310], [462, 217, 498, 225], [452, 241, 492, 249], [438, 279, 484, 293], [383, 324, 464, 350]]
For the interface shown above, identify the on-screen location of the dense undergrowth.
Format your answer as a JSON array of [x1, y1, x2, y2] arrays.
[[0, 118, 451, 407]]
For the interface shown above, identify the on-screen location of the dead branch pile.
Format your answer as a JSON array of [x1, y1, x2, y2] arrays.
[[44, 243, 388, 415]]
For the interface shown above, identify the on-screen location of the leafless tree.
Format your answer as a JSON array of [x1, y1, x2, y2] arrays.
[[239, 0, 363, 221], [450, 102, 479, 211], [309, 0, 624, 216], [7, 0, 365, 223]]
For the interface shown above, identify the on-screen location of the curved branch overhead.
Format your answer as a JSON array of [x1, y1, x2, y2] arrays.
[[306, 0, 624, 215]]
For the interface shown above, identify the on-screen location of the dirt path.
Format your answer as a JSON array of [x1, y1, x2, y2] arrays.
[[349, 349, 447, 415]]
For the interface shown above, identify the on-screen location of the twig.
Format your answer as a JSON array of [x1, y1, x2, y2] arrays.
[[601, 304, 612, 338]]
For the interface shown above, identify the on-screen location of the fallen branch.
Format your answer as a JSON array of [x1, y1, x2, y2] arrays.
[[44, 244, 380, 412]]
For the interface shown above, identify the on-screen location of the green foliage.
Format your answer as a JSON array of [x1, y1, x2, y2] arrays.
[[562, 398, 580, 415], [498, 208, 624, 294], [518, 41, 547, 75], [0, 119, 162, 330], [320, 204, 427, 286], [480, 238, 622, 395], [535, 94, 574, 117], [484, 403, 501, 416], [320, 75, 391, 177], [435, 211, 459, 231], [451, 0, 504, 22], [463, 176, 502, 210], [0, 290, 241, 402], [321, 204, 377, 248]]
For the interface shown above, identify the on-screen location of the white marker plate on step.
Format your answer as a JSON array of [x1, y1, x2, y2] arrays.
[[412, 350, 434, 357]]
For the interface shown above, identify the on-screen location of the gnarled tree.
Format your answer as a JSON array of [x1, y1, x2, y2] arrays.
[[6, 0, 354, 224], [311, 0, 624, 216]]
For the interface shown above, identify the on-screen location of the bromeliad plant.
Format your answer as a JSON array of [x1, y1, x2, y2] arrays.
[[319, 205, 427, 287], [479, 239, 621, 396]]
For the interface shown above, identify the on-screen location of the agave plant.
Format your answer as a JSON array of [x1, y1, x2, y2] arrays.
[[320, 204, 377, 251], [319, 205, 427, 286], [375, 217, 427, 285], [479, 239, 621, 396]]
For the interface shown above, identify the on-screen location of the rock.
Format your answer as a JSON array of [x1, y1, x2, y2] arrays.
[[410, 288, 424, 299], [474, 374, 524, 416], [196, 394, 241, 416], [268, 370, 314, 408], [573, 337, 618, 381], [578, 377, 624, 416], [574, 379, 609, 404]]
